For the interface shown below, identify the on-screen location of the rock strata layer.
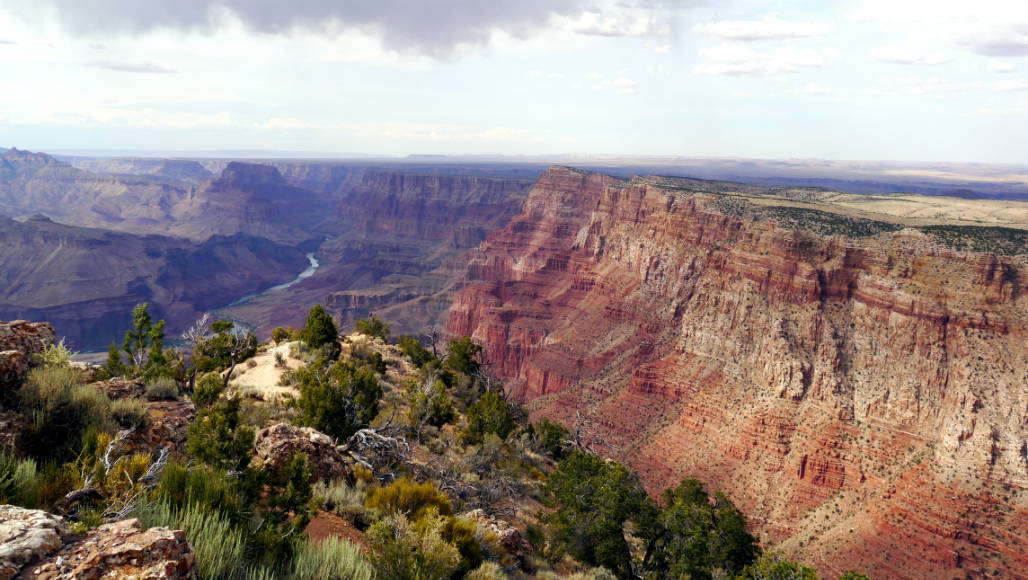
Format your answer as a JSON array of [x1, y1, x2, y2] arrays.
[[448, 166, 1028, 579]]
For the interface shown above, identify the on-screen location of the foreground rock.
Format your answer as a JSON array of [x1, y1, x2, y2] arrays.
[[0, 506, 65, 580], [253, 423, 353, 483], [23, 518, 195, 580], [0, 321, 54, 390]]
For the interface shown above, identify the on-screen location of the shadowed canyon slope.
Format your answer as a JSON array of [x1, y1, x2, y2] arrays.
[[0, 149, 325, 244], [448, 166, 1028, 579], [0, 214, 307, 349], [219, 169, 534, 335], [0, 148, 536, 346]]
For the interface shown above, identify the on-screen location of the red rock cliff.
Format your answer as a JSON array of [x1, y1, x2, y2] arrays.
[[448, 166, 1028, 579]]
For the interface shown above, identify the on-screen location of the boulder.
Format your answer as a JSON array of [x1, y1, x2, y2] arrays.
[[253, 423, 353, 484], [0, 321, 55, 391], [463, 509, 532, 559], [0, 505, 66, 579], [90, 378, 145, 400], [27, 518, 196, 580], [140, 400, 196, 453]]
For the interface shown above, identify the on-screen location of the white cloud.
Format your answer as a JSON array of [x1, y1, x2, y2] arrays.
[[568, 10, 668, 37], [896, 76, 980, 95], [11, 107, 239, 129], [693, 44, 836, 75], [993, 79, 1028, 91], [341, 121, 553, 143], [653, 43, 671, 54], [848, 0, 1028, 57], [986, 59, 1016, 73], [872, 46, 948, 65], [695, 17, 826, 41], [590, 75, 637, 94], [791, 83, 833, 95], [252, 118, 314, 130], [86, 60, 179, 73]]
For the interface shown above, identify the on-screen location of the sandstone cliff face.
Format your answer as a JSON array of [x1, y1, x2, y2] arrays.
[[448, 166, 1028, 579]]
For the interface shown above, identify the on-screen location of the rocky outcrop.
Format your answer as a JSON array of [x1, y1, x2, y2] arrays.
[[0, 321, 54, 390], [26, 518, 196, 579], [0, 506, 65, 579], [463, 509, 531, 560], [253, 423, 353, 483], [448, 166, 1028, 579]]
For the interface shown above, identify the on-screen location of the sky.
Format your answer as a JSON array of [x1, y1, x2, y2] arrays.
[[0, 0, 1026, 163]]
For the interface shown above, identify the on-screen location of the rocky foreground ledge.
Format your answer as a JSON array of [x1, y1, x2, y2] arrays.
[[0, 505, 196, 579]]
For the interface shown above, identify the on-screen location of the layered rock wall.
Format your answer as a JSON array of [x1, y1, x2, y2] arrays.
[[448, 166, 1028, 578]]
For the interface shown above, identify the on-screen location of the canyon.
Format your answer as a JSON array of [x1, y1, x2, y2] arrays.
[[0, 214, 308, 349], [6, 146, 1028, 576], [448, 167, 1028, 579], [0, 148, 536, 347]]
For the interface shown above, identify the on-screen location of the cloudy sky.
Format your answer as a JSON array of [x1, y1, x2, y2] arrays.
[[0, 0, 1026, 162]]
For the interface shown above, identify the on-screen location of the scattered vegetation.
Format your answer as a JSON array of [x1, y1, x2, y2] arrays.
[[299, 304, 340, 360], [756, 206, 902, 238], [354, 315, 391, 342], [0, 306, 860, 580], [920, 224, 1028, 255], [145, 376, 179, 400]]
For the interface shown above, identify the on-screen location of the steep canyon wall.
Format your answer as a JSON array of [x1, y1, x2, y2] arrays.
[[448, 166, 1028, 579]]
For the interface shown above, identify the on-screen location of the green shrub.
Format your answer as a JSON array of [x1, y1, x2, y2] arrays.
[[442, 515, 488, 577], [350, 340, 387, 374], [354, 315, 391, 341], [156, 460, 243, 520], [145, 377, 179, 400], [368, 511, 461, 580], [464, 390, 516, 444], [187, 398, 256, 472], [445, 336, 482, 376], [531, 418, 572, 460], [543, 451, 650, 577], [102, 342, 126, 378], [299, 305, 339, 360], [134, 497, 246, 580], [406, 378, 456, 434], [35, 338, 76, 368], [365, 477, 453, 521], [737, 552, 819, 580], [18, 366, 117, 461], [192, 372, 225, 408], [109, 398, 150, 430], [467, 561, 507, 580], [244, 566, 278, 580], [398, 335, 433, 367], [0, 450, 39, 508], [537, 569, 617, 580], [270, 326, 297, 344], [292, 537, 373, 580], [293, 359, 381, 441], [35, 460, 77, 508], [313, 478, 365, 511]]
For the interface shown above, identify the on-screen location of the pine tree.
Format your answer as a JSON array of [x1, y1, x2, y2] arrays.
[[299, 304, 339, 359]]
